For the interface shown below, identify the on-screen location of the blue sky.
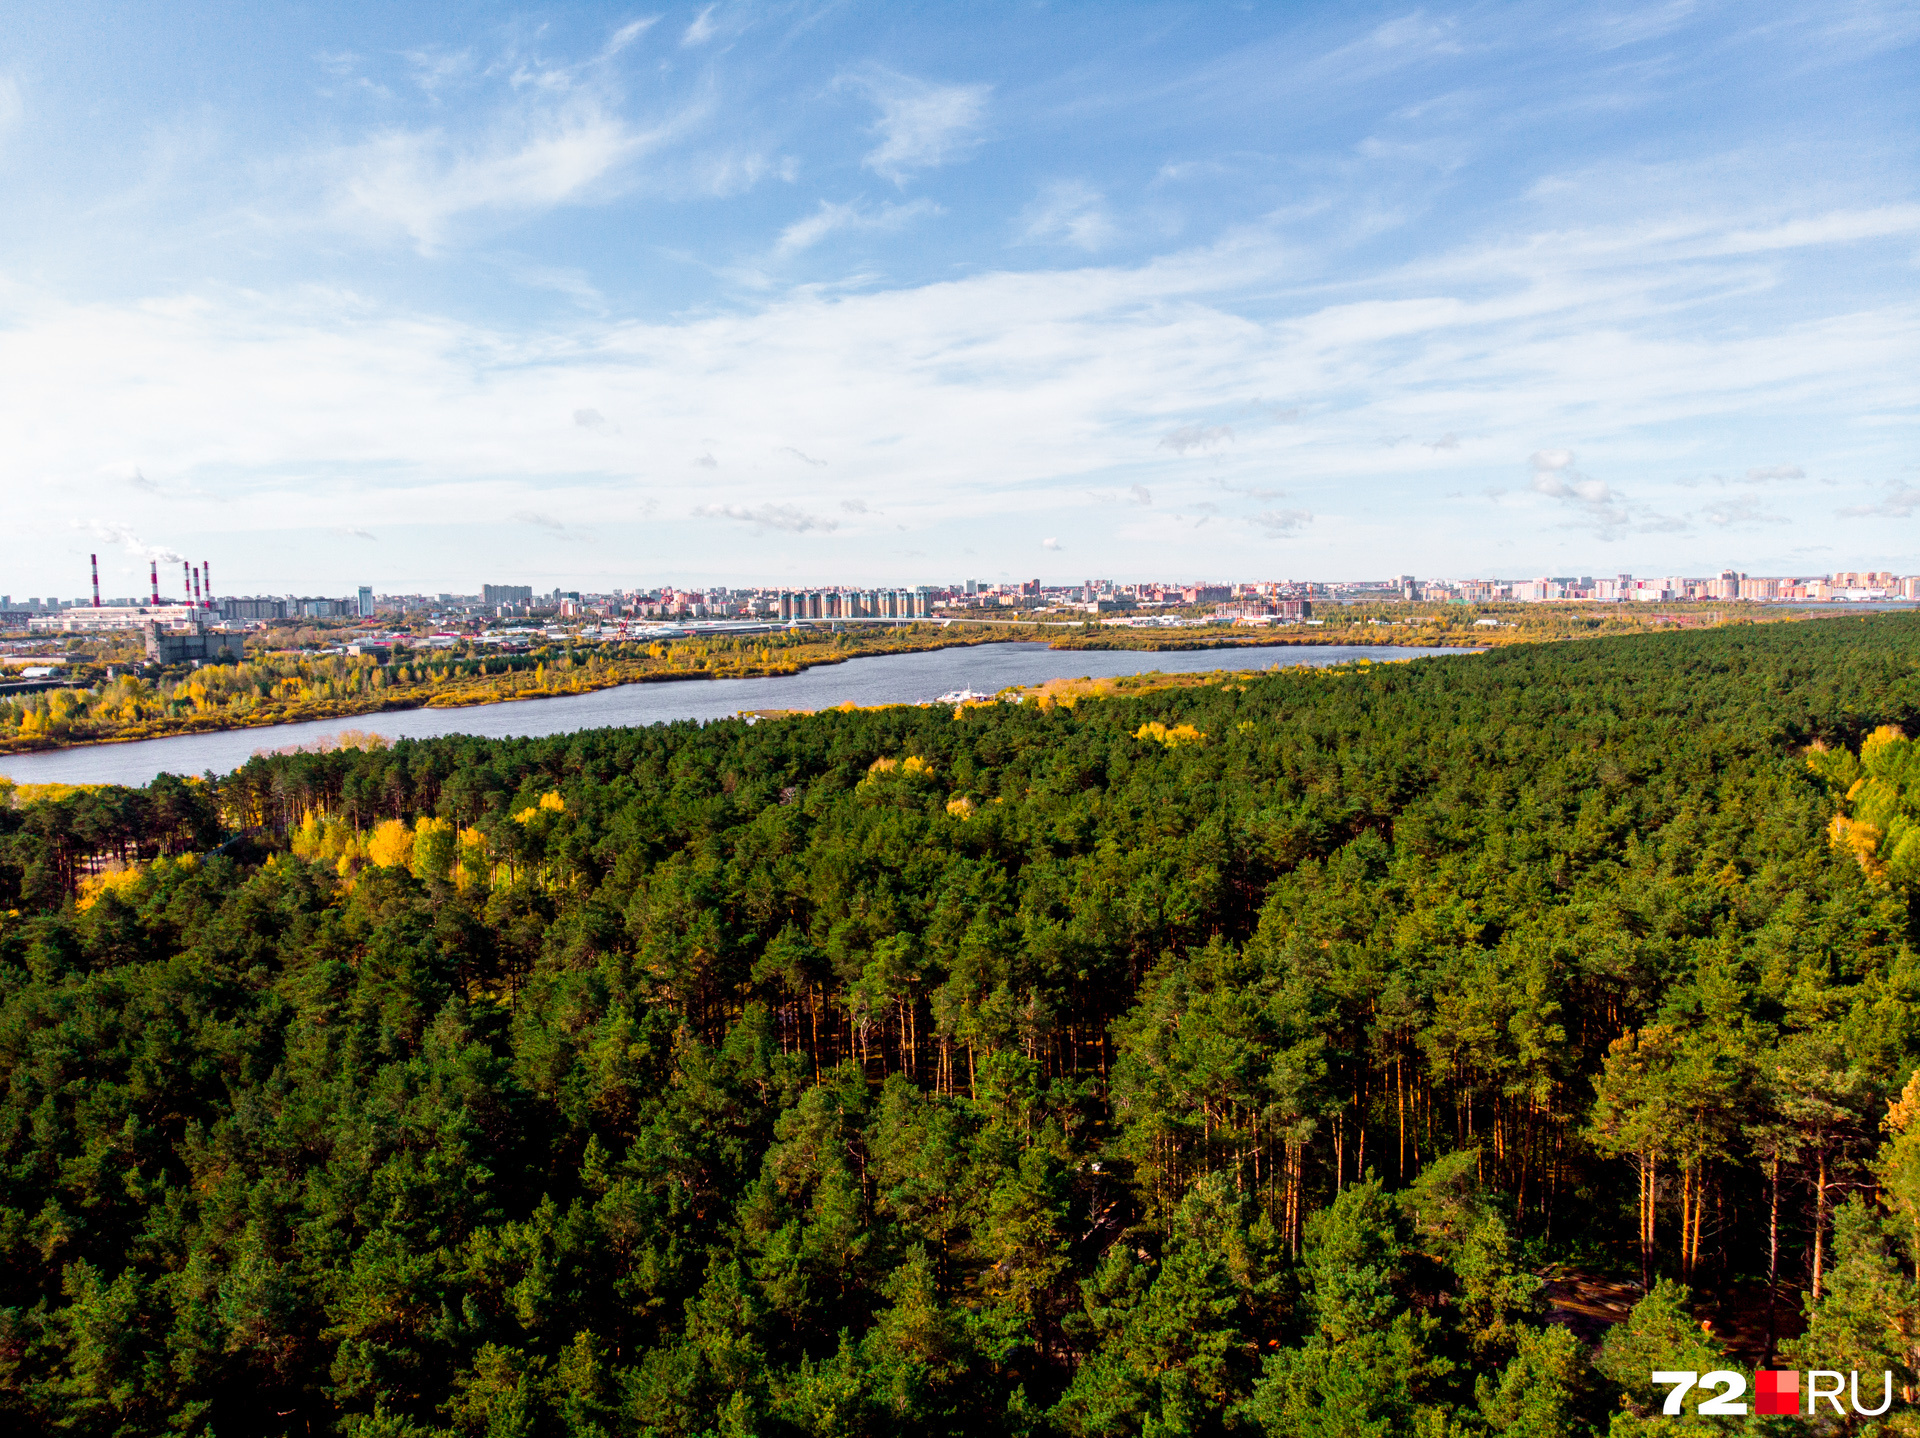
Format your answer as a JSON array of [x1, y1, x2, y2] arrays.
[[2, 0, 1917, 597]]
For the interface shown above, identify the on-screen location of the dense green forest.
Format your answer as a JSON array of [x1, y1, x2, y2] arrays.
[[5, 616, 1920, 1436]]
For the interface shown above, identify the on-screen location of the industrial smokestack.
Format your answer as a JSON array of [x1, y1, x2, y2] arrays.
[[91, 554, 101, 607], [202, 561, 213, 611], [150, 562, 159, 607], [183, 562, 191, 606], [191, 565, 202, 609]]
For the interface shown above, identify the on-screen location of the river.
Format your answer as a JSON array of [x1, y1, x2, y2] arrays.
[[0, 642, 1466, 787]]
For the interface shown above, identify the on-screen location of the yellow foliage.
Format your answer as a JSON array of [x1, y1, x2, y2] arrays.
[[1134, 721, 1205, 747], [6, 780, 111, 807], [1863, 724, 1908, 763], [1829, 813, 1885, 878], [291, 813, 363, 864], [514, 791, 566, 824], [1888, 1068, 1920, 1135], [77, 864, 145, 911], [945, 796, 975, 819], [866, 755, 934, 783], [456, 826, 490, 891], [328, 729, 391, 753], [367, 818, 415, 869]]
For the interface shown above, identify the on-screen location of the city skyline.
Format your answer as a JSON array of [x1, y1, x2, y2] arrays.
[[2, 1, 1917, 593]]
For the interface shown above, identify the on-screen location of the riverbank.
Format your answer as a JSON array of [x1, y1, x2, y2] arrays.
[[0, 620, 1492, 759], [0, 643, 1463, 788], [0, 623, 1003, 757]]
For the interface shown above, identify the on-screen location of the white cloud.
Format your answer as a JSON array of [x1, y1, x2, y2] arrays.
[[695, 503, 838, 533], [74, 520, 184, 566], [1840, 483, 1920, 519], [1697, 496, 1788, 527], [1021, 181, 1115, 251], [1042, 537, 1061, 550], [1528, 450, 1637, 537], [1746, 463, 1805, 481], [606, 19, 659, 57], [851, 70, 989, 183], [1161, 424, 1235, 454], [776, 198, 940, 255], [4, 190, 1920, 587], [324, 102, 673, 250], [683, 6, 718, 46], [1252, 509, 1313, 534]]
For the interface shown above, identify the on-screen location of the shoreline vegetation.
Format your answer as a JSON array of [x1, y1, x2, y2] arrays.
[[1, 601, 1809, 758]]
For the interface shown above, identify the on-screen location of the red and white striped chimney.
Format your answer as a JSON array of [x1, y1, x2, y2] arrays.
[[150, 562, 160, 606], [91, 553, 101, 607], [202, 560, 213, 611], [182, 562, 191, 605]]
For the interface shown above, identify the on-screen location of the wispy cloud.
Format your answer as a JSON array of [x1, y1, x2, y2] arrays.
[[694, 502, 838, 533], [514, 510, 566, 531], [776, 197, 940, 254], [1252, 509, 1312, 535], [1746, 464, 1805, 482], [780, 446, 827, 466], [1840, 483, 1920, 519], [74, 520, 184, 565], [1697, 496, 1788, 527], [1160, 424, 1234, 454], [850, 69, 989, 183], [1020, 181, 1114, 251], [323, 103, 675, 250]]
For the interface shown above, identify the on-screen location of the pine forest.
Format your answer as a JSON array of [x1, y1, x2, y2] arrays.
[[6, 614, 1920, 1436]]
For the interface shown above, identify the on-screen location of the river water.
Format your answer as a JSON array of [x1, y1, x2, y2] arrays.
[[0, 642, 1465, 788]]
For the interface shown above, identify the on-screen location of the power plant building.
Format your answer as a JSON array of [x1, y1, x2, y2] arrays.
[[30, 604, 201, 634], [145, 624, 245, 665]]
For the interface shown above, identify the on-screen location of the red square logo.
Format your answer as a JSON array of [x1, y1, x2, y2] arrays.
[[1755, 1370, 1800, 1416]]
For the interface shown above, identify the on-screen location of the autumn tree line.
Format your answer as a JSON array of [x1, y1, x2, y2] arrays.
[[4, 615, 1920, 1435]]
